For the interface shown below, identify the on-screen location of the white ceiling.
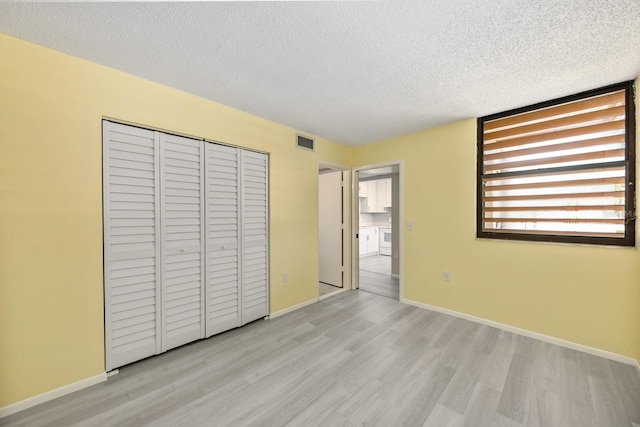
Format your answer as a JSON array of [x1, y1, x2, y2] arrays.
[[1, 1, 640, 146]]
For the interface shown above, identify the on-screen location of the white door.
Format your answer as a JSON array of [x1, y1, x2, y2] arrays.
[[205, 143, 241, 337], [160, 133, 205, 351], [241, 150, 269, 324], [103, 121, 161, 371], [318, 170, 343, 287]]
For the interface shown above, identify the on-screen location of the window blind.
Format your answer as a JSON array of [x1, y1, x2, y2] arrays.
[[477, 82, 635, 246]]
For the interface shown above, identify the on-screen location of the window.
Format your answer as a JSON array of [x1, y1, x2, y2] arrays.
[[477, 81, 636, 246]]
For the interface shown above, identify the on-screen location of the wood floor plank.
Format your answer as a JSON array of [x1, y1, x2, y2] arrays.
[[525, 341, 562, 427], [284, 384, 349, 427], [477, 330, 517, 393], [439, 352, 490, 415], [459, 383, 502, 427], [588, 374, 632, 427], [394, 363, 456, 426], [2, 290, 639, 427], [558, 355, 598, 427], [495, 353, 534, 423], [423, 403, 463, 427], [610, 361, 640, 424]]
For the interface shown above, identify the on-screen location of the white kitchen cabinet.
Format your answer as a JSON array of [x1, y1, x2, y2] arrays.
[[360, 181, 378, 213], [359, 227, 379, 257], [360, 179, 391, 213], [362, 181, 377, 212], [374, 178, 391, 210], [367, 182, 378, 212], [382, 178, 392, 208], [358, 181, 368, 197], [358, 228, 367, 255]]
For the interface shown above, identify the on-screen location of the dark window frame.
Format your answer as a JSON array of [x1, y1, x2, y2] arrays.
[[476, 81, 636, 247]]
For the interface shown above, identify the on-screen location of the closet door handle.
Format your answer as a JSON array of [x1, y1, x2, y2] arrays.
[[221, 245, 227, 249], [180, 248, 187, 252]]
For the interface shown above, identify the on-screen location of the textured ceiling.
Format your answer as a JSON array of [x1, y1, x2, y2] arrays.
[[1, 1, 640, 146]]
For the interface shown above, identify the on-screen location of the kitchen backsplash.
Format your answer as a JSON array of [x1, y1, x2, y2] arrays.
[[360, 211, 391, 226]]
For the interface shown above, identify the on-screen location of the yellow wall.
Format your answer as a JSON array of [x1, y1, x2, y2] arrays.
[[353, 110, 639, 361], [0, 34, 351, 407]]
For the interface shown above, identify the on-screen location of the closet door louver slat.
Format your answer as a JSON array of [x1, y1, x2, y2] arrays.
[[103, 121, 161, 371], [160, 133, 205, 351], [241, 150, 269, 324], [205, 143, 241, 336]]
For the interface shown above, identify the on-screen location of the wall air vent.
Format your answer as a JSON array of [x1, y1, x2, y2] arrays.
[[296, 134, 315, 151]]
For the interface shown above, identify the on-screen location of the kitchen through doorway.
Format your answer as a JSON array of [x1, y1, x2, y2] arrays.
[[356, 165, 400, 300]]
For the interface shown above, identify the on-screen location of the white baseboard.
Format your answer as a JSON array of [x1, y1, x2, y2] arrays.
[[268, 297, 318, 319], [401, 298, 640, 368], [0, 372, 107, 419]]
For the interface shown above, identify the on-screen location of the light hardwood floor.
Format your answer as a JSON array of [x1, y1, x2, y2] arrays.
[[2, 290, 640, 427], [359, 254, 399, 299]]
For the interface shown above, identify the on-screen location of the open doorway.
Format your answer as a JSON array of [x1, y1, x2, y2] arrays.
[[318, 164, 351, 300], [355, 164, 400, 300]]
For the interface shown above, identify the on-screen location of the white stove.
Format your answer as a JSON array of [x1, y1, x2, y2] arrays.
[[379, 227, 392, 256]]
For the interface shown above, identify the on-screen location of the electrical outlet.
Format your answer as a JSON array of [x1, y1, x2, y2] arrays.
[[283, 272, 289, 283], [407, 221, 414, 231], [443, 271, 451, 282]]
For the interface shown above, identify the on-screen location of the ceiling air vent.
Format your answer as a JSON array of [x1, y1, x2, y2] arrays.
[[296, 134, 315, 151]]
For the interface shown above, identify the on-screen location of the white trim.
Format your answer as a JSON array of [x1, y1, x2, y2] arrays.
[[0, 373, 107, 419], [102, 121, 112, 370], [268, 297, 318, 319], [402, 298, 640, 367], [319, 287, 349, 301]]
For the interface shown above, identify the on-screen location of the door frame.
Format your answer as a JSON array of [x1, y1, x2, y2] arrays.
[[317, 161, 352, 299], [352, 160, 404, 301]]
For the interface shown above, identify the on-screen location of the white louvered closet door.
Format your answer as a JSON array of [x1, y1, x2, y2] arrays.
[[205, 143, 241, 337], [240, 150, 269, 324], [160, 133, 205, 351], [103, 121, 161, 371]]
